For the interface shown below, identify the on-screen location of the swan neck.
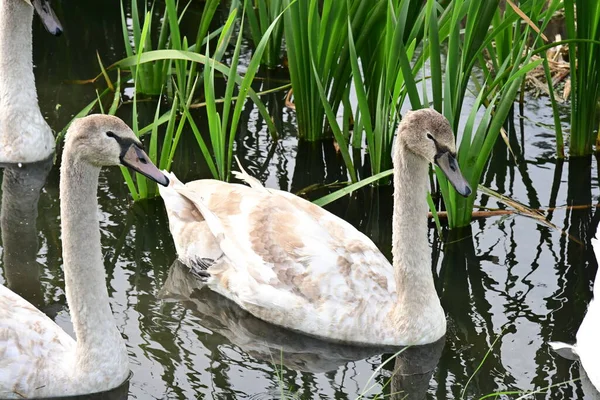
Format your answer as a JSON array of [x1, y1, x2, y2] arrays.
[[391, 144, 444, 340], [393, 145, 431, 283], [0, 0, 54, 163], [0, 0, 36, 104], [59, 150, 128, 375]]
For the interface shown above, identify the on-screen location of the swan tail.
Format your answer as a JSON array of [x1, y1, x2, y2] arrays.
[[158, 170, 191, 217], [232, 156, 268, 192], [159, 170, 185, 189], [175, 186, 227, 242], [173, 186, 250, 274], [548, 341, 579, 360]]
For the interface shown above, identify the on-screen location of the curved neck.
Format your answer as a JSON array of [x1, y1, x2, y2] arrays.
[[392, 145, 431, 287], [391, 144, 443, 337], [0, 0, 36, 107], [59, 149, 128, 375], [0, 0, 54, 164]]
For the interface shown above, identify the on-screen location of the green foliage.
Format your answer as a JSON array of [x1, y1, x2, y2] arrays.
[[311, 0, 559, 229], [347, 0, 426, 176], [120, 0, 168, 95], [564, 0, 600, 156], [202, 6, 285, 180], [120, 0, 220, 98], [69, 2, 287, 200], [73, 0, 587, 220], [426, 0, 552, 228], [283, 0, 369, 141], [244, 0, 285, 68]]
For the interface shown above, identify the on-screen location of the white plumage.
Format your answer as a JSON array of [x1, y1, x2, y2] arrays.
[[160, 172, 400, 344], [0, 0, 56, 164], [159, 109, 472, 346], [0, 115, 168, 397], [0, 286, 76, 398], [549, 234, 600, 393]]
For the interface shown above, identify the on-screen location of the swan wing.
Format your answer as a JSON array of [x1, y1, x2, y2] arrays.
[[162, 172, 397, 343], [0, 285, 75, 397]]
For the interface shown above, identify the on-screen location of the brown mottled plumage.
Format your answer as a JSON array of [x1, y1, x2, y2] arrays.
[[159, 108, 472, 346]]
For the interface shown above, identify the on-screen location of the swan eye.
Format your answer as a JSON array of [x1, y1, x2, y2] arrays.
[[106, 131, 116, 139], [426, 133, 435, 141]]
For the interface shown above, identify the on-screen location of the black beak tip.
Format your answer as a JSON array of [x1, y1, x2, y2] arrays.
[[51, 27, 63, 36], [461, 185, 472, 197], [159, 175, 170, 187]]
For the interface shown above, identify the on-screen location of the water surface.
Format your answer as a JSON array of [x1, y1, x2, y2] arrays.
[[1, 2, 599, 399]]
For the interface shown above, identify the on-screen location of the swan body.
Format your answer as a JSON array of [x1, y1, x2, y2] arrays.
[[159, 260, 398, 373], [549, 235, 600, 392], [0, 0, 62, 164], [0, 115, 168, 398], [160, 109, 471, 346]]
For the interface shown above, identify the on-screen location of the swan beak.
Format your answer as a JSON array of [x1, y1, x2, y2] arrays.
[[121, 144, 170, 187], [434, 152, 472, 197], [32, 0, 63, 36]]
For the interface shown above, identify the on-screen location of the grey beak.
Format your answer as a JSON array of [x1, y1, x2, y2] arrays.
[[121, 144, 170, 187], [434, 152, 472, 197], [32, 0, 63, 36]]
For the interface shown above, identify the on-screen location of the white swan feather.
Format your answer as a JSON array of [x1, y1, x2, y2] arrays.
[[549, 235, 600, 392], [160, 171, 399, 344], [0, 0, 58, 164], [159, 109, 472, 346], [0, 286, 75, 398], [0, 115, 168, 397]]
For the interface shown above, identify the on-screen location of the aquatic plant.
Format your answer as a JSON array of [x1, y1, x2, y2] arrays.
[[427, 0, 556, 228], [563, 0, 600, 156], [120, 0, 168, 96], [66, 1, 288, 199], [346, 0, 427, 176], [200, 6, 284, 180], [120, 0, 220, 98], [117, 6, 283, 197], [315, 0, 558, 229], [282, 0, 370, 142], [244, 0, 284, 68]]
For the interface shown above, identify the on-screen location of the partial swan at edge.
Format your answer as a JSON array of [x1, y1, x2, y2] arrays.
[[0, 115, 169, 398]]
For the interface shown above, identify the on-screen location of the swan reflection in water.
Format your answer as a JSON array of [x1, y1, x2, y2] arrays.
[[160, 260, 445, 399], [1, 158, 52, 310]]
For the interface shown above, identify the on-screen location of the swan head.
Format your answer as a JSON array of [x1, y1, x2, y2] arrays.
[[22, 0, 63, 36], [397, 109, 471, 197], [65, 114, 169, 186]]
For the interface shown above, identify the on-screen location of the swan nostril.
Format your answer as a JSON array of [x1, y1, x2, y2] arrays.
[[139, 157, 148, 164]]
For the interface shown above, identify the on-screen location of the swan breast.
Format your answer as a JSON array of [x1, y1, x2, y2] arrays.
[[0, 285, 75, 398]]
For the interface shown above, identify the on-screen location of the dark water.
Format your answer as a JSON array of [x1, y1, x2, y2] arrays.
[[1, 1, 599, 399]]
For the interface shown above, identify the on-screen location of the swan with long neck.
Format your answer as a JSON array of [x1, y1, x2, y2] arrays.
[[159, 108, 471, 346], [0, 115, 168, 398], [0, 0, 62, 164]]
